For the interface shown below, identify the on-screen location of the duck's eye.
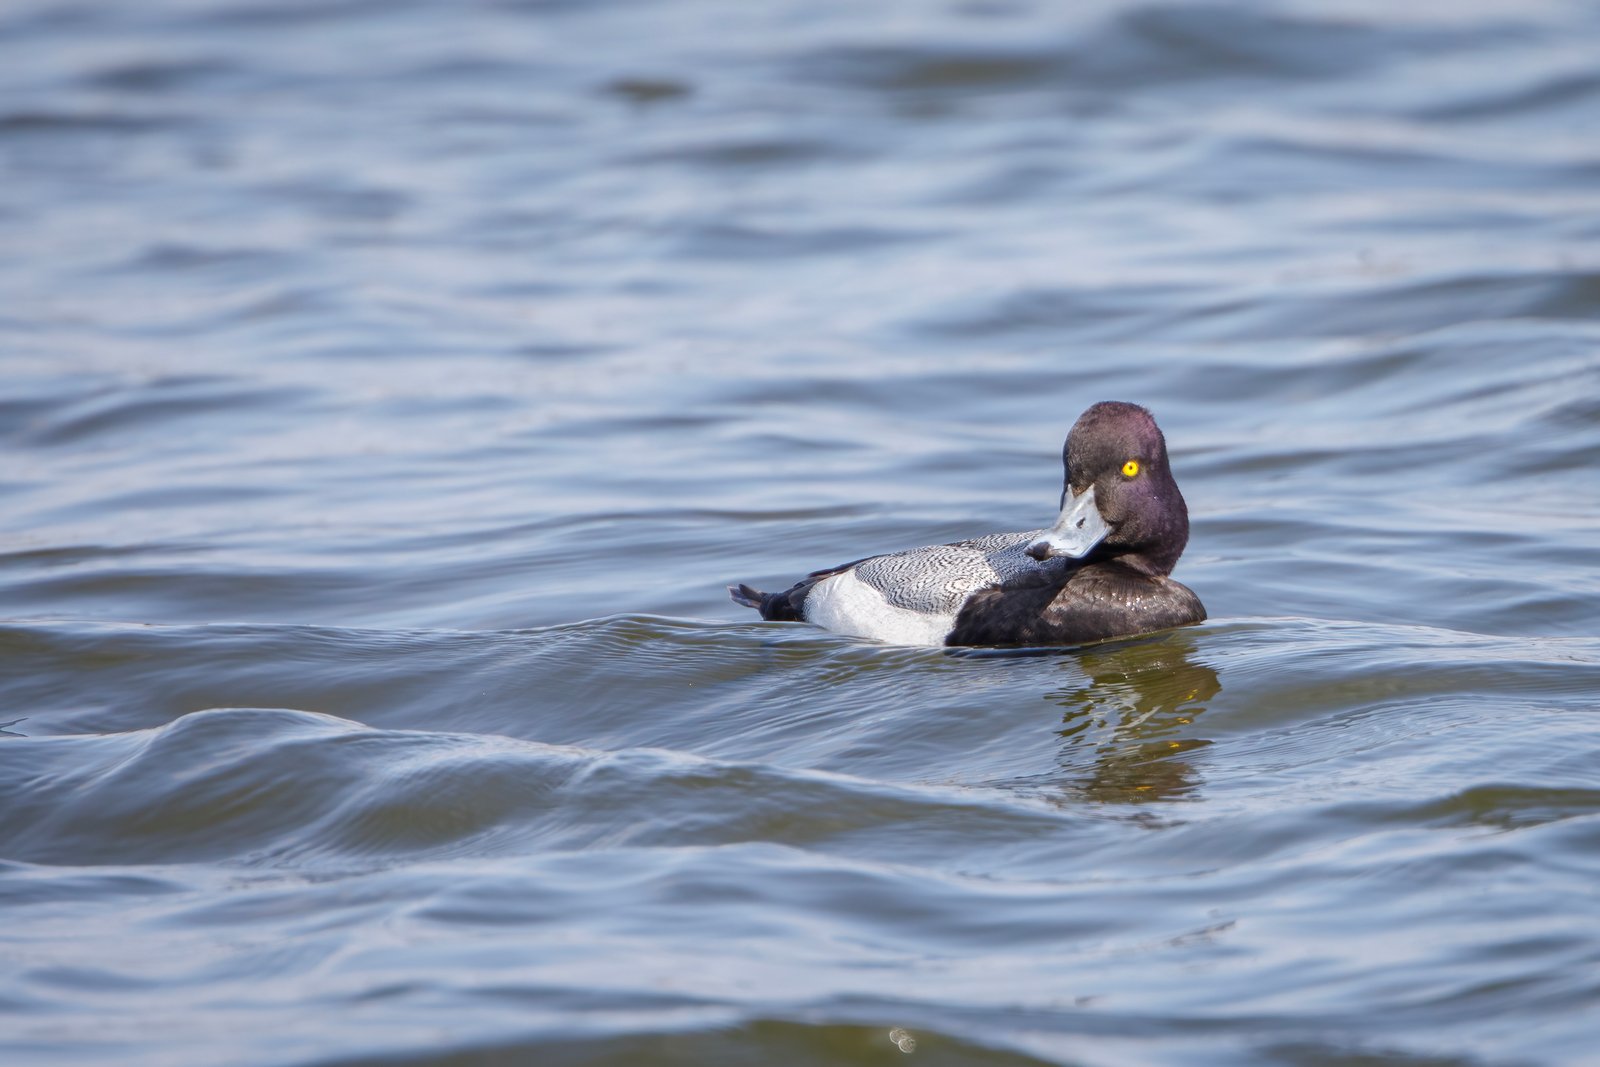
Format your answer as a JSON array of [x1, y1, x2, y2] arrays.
[[1121, 459, 1141, 478]]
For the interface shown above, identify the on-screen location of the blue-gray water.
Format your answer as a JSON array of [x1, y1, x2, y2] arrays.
[[3, 1, 1599, 1065]]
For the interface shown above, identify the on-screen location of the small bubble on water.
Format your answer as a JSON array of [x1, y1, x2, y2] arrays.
[[888, 1027, 916, 1053]]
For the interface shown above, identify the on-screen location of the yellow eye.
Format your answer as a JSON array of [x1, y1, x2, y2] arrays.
[[1121, 459, 1140, 478]]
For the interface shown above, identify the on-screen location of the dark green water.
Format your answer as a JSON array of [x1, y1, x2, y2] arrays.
[[2, 1, 1598, 1064]]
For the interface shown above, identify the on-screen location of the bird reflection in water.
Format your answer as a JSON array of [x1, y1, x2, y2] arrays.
[[950, 630, 1220, 803], [1045, 630, 1219, 804]]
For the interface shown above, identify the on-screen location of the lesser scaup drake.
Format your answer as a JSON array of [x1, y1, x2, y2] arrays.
[[729, 401, 1204, 647]]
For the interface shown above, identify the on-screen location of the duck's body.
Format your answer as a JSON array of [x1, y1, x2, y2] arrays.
[[730, 401, 1205, 648]]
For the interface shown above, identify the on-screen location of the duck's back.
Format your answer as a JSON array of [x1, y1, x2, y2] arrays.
[[801, 532, 1071, 645]]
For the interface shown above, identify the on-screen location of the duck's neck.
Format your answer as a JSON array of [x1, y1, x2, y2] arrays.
[[1086, 544, 1181, 579]]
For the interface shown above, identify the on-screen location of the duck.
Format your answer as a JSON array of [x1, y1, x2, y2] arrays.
[[729, 401, 1205, 647]]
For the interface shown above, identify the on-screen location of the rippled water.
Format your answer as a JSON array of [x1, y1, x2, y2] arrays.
[[3, 1, 1599, 1064]]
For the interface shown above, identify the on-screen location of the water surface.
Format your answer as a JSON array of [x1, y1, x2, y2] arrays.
[[2, 1, 1599, 1064]]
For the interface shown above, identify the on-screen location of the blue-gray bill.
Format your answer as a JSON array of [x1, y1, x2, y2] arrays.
[[1025, 485, 1108, 561]]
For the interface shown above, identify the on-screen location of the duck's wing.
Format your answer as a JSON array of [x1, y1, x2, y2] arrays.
[[850, 531, 1069, 616], [732, 532, 1070, 628]]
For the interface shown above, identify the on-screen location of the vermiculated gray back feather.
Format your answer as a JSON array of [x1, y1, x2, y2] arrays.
[[851, 531, 1069, 614]]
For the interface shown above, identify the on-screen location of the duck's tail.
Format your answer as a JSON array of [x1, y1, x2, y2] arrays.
[[728, 581, 809, 622]]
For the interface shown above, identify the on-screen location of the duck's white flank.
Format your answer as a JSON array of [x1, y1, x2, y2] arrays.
[[802, 570, 961, 647]]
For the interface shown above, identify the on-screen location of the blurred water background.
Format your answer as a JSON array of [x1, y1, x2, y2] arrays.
[[2, 1, 1599, 1064]]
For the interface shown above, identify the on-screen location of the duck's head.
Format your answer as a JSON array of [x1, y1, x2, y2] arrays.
[[1025, 401, 1191, 577]]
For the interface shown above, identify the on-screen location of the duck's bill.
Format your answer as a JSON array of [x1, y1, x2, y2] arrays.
[[1026, 486, 1109, 561]]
